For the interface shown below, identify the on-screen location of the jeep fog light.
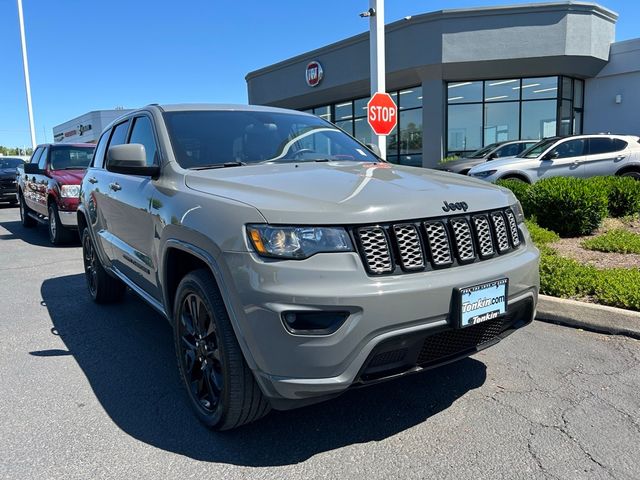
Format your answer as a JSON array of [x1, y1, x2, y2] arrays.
[[282, 311, 349, 335]]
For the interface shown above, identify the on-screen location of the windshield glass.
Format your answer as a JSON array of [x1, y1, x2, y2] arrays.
[[517, 138, 559, 159], [163, 110, 379, 168], [0, 158, 24, 169], [469, 143, 499, 159], [49, 146, 94, 170]]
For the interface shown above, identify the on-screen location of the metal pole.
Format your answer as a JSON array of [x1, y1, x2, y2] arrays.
[[17, 0, 37, 150], [369, 0, 386, 159]]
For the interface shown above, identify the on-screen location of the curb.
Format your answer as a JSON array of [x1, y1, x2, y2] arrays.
[[536, 294, 640, 339]]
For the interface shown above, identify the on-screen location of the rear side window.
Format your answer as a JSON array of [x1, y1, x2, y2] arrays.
[[588, 138, 628, 155], [128, 116, 158, 166]]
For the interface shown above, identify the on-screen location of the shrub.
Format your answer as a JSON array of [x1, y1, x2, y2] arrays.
[[582, 229, 640, 254], [608, 177, 640, 217], [525, 219, 559, 245], [593, 268, 640, 311], [529, 177, 608, 237], [496, 179, 532, 217], [539, 251, 596, 298]]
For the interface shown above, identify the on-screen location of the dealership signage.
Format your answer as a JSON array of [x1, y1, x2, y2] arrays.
[[305, 61, 323, 87], [367, 92, 398, 136], [53, 123, 92, 143]]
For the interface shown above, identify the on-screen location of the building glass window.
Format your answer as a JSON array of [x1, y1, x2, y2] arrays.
[[447, 81, 482, 104], [334, 101, 353, 121], [483, 102, 519, 144], [446, 75, 581, 157], [448, 104, 482, 153], [484, 79, 520, 102], [313, 106, 331, 121], [521, 100, 557, 140]]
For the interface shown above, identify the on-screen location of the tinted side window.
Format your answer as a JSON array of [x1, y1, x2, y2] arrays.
[[588, 138, 614, 155], [30, 147, 43, 164], [496, 143, 520, 158], [92, 131, 110, 169], [612, 139, 628, 152], [552, 139, 586, 159], [38, 147, 49, 170], [128, 116, 158, 166], [105, 120, 131, 168]]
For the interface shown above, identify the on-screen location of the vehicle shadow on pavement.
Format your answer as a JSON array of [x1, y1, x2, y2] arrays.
[[41, 274, 487, 467], [0, 220, 80, 247]]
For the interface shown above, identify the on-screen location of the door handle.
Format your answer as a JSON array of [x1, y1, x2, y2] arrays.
[[109, 182, 121, 191], [616, 155, 626, 161], [88, 177, 98, 184]]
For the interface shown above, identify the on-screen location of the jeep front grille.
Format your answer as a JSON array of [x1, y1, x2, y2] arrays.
[[354, 208, 522, 275]]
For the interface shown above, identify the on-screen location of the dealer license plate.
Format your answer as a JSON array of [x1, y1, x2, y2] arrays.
[[457, 279, 508, 328]]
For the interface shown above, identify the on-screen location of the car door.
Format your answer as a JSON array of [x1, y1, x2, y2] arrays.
[[23, 147, 43, 210], [33, 146, 50, 215], [103, 115, 161, 300], [583, 137, 629, 178], [535, 138, 586, 180]]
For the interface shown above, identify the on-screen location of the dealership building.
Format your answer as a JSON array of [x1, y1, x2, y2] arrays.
[[52, 109, 133, 144], [246, 1, 640, 167]]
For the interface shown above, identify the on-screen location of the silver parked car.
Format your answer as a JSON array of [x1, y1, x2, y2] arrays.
[[468, 134, 640, 183], [78, 104, 539, 429], [437, 140, 538, 175]]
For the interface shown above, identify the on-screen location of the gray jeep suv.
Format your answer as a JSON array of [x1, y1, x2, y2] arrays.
[[78, 104, 539, 430]]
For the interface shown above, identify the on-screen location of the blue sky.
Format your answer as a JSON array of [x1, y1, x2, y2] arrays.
[[0, 0, 637, 147]]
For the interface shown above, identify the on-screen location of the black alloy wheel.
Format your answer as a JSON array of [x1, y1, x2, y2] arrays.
[[621, 170, 640, 180], [177, 291, 225, 418], [173, 270, 270, 430], [83, 230, 99, 298]]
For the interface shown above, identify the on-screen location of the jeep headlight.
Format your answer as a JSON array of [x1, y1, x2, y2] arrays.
[[511, 200, 525, 224], [247, 225, 353, 259], [60, 185, 80, 198]]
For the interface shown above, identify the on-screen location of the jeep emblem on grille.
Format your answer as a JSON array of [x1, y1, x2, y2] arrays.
[[442, 201, 468, 212]]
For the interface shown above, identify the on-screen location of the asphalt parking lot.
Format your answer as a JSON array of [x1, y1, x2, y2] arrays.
[[0, 205, 639, 480]]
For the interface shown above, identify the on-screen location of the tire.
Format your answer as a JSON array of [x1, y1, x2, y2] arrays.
[[19, 193, 36, 227], [620, 170, 640, 180], [500, 175, 528, 183], [48, 203, 73, 245], [81, 228, 126, 303], [173, 269, 270, 430]]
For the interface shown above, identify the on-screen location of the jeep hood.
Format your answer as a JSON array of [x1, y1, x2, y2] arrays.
[[185, 162, 515, 224]]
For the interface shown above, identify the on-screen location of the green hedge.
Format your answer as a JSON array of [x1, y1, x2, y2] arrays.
[[524, 219, 559, 245], [582, 229, 640, 254], [538, 245, 640, 311], [528, 177, 608, 237], [496, 179, 532, 217]]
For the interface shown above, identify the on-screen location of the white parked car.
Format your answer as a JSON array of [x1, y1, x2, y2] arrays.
[[468, 134, 640, 183]]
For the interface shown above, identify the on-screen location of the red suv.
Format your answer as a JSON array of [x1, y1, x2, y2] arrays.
[[17, 143, 95, 244]]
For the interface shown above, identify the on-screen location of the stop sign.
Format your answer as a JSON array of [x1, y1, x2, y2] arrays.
[[367, 92, 398, 136]]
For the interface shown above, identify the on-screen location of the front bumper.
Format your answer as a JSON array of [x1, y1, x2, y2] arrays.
[[223, 240, 539, 409], [57, 210, 77, 227], [57, 197, 79, 227]]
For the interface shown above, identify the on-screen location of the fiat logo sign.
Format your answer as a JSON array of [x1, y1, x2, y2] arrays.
[[305, 61, 323, 87]]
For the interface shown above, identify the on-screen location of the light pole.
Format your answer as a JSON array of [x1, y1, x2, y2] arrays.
[[17, 0, 36, 150], [362, 0, 386, 159]]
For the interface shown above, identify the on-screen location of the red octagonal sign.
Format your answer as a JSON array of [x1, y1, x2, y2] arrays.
[[367, 92, 398, 136]]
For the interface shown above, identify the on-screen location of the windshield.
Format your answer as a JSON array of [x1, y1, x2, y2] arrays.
[[49, 146, 94, 170], [0, 158, 24, 169], [517, 138, 559, 159], [469, 143, 500, 159], [163, 110, 379, 168]]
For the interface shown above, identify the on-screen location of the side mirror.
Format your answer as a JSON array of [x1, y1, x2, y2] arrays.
[[24, 163, 40, 174], [487, 152, 498, 160], [543, 151, 559, 161], [365, 143, 382, 157], [107, 144, 159, 177]]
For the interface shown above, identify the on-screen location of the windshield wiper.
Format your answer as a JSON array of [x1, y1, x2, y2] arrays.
[[56, 166, 87, 170], [190, 161, 246, 170], [265, 158, 332, 164]]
